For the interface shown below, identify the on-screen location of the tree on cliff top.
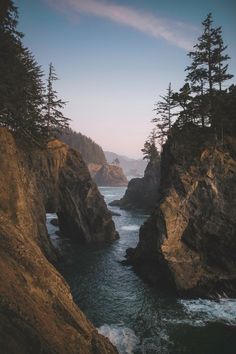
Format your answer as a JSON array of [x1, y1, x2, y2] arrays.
[[0, 1, 70, 145], [43, 62, 70, 137], [172, 82, 201, 129], [185, 13, 233, 127], [112, 158, 120, 166], [0, 1, 48, 144], [58, 128, 107, 164], [152, 83, 176, 145], [141, 129, 159, 161]]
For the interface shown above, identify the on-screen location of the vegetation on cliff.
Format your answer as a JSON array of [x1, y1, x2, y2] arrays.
[[128, 125, 236, 297], [126, 13, 236, 298], [144, 13, 235, 154], [58, 128, 106, 164], [0, 1, 69, 145]]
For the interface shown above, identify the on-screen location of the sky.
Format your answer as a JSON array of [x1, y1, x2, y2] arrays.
[[15, 0, 236, 158]]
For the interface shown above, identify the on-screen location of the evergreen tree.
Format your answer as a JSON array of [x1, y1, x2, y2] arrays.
[[44, 63, 70, 136], [141, 129, 159, 161], [58, 128, 107, 164], [185, 13, 233, 126], [214, 26, 233, 91], [152, 83, 176, 144], [0, 1, 47, 144], [112, 158, 120, 166], [172, 83, 193, 126]]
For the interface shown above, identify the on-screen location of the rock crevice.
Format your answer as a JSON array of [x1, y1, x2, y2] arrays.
[[0, 128, 118, 354], [128, 125, 236, 298]]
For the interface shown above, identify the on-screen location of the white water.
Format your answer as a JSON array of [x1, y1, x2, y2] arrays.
[[179, 298, 236, 326], [121, 225, 140, 231], [98, 324, 139, 354], [46, 187, 236, 354]]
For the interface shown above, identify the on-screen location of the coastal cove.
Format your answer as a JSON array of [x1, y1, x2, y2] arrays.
[[47, 187, 236, 354]]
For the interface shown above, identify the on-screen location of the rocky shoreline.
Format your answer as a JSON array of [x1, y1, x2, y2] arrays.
[[126, 125, 236, 298]]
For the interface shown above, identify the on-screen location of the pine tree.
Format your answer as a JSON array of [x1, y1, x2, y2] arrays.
[[172, 83, 193, 126], [185, 13, 233, 126], [141, 129, 159, 161], [112, 158, 120, 166], [152, 83, 176, 144], [44, 63, 70, 137], [213, 26, 233, 91], [0, 1, 47, 144]]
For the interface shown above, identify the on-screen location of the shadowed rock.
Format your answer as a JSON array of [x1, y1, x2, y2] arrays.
[[110, 158, 160, 211], [128, 125, 236, 298], [0, 128, 118, 354]]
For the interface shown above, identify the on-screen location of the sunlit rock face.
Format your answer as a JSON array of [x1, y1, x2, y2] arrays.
[[0, 128, 118, 354], [93, 164, 128, 187], [110, 158, 160, 211], [128, 124, 236, 298]]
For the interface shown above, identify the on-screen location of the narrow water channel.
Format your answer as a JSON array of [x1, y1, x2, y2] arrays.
[[47, 186, 236, 354]]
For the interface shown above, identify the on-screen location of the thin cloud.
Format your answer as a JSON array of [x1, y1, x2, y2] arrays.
[[46, 0, 197, 50]]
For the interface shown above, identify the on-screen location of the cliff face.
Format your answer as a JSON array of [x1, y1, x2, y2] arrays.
[[110, 158, 160, 211], [93, 164, 128, 187], [31, 137, 117, 243], [0, 128, 118, 354], [129, 125, 236, 298]]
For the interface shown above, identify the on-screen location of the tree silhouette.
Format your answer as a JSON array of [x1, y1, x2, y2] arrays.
[[112, 158, 120, 166], [185, 13, 233, 126], [0, 1, 47, 144], [44, 63, 70, 137], [141, 129, 159, 161], [172, 83, 193, 126], [152, 83, 176, 144]]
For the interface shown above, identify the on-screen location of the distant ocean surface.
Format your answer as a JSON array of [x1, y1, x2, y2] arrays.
[[47, 186, 236, 354]]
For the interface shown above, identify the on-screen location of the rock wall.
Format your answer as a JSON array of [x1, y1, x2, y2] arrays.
[[128, 125, 236, 298], [93, 164, 128, 187], [32, 137, 118, 243], [110, 158, 160, 211], [0, 128, 118, 354]]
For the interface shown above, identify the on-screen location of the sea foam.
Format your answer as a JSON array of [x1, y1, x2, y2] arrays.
[[98, 324, 139, 354], [179, 298, 236, 325], [121, 225, 140, 231]]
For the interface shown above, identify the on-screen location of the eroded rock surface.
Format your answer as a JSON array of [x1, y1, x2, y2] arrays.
[[93, 164, 128, 187], [110, 158, 160, 211], [128, 125, 236, 298], [0, 128, 118, 354]]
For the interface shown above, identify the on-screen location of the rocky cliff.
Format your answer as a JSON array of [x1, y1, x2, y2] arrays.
[[128, 125, 236, 298], [104, 151, 147, 178], [0, 128, 118, 354], [93, 164, 128, 187], [110, 158, 160, 211]]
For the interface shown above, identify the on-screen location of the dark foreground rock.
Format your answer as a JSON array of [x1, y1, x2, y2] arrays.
[[128, 125, 236, 298], [0, 128, 118, 354], [110, 158, 160, 211]]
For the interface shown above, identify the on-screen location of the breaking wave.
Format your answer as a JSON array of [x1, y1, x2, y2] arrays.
[[121, 225, 140, 231], [98, 324, 139, 354]]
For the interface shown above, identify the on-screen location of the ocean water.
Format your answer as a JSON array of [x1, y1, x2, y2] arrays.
[[46, 186, 236, 354]]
